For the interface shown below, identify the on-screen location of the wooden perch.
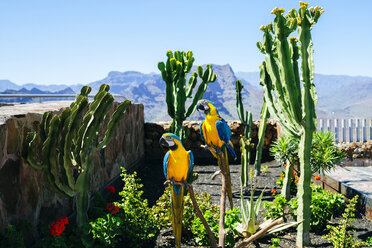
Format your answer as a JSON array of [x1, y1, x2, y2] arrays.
[[164, 180, 218, 248]]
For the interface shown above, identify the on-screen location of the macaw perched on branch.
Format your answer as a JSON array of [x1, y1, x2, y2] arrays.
[[159, 133, 194, 248], [196, 99, 237, 209]]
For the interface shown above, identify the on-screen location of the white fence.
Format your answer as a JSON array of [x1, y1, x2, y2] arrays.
[[317, 118, 372, 143]]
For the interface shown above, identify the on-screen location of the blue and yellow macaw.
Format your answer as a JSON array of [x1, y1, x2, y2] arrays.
[[159, 133, 194, 248], [196, 99, 236, 209]]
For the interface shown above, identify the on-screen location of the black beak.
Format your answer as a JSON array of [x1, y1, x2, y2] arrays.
[[196, 102, 204, 112], [159, 136, 169, 149]]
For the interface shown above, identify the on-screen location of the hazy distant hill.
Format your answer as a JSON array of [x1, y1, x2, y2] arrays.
[[1, 87, 75, 95], [1, 65, 371, 120]]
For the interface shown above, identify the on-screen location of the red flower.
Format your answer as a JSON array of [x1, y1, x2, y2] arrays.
[[280, 174, 284, 179], [270, 189, 277, 195], [292, 171, 296, 178], [49, 217, 69, 236], [314, 175, 321, 180], [295, 177, 299, 182], [284, 164, 287, 168], [106, 203, 119, 215], [106, 186, 115, 193]]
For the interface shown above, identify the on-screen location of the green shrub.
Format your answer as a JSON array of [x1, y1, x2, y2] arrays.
[[323, 195, 368, 248], [90, 213, 122, 247], [0, 224, 25, 248], [263, 185, 345, 231], [152, 186, 240, 247], [115, 168, 160, 248], [262, 194, 297, 221], [270, 131, 345, 174]]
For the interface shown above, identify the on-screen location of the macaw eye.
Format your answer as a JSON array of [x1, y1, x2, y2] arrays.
[[165, 136, 173, 141]]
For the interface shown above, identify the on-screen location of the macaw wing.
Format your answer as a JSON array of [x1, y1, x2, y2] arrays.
[[199, 121, 205, 142], [187, 150, 194, 179], [216, 119, 231, 144], [163, 151, 170, 180]]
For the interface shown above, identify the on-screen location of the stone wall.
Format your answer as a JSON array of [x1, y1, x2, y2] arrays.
[[0, 102, 144, 234], [145, 120, 279, 162], [338, 141, 372, 160]]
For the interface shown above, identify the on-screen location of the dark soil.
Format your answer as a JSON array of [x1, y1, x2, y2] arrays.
[[136, 157, 372, 248]]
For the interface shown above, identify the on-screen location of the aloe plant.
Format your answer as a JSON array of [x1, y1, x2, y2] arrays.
[[257, 2, 323, 246], [158, 50, 216, 140], [22, 84, 131, 225]]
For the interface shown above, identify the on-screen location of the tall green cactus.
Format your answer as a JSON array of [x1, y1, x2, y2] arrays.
[[235, 79, 253, 187], [257, 3, 323, 247], [22, 84, 131, 225], [254, 101, 269, 176], [158, 50, 217, 139]]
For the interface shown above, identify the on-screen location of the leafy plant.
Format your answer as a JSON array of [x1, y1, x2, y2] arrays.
[[90, 213, 122, 247], [0, 224, 25, 248], [270, 237, 281, 248], [153, 186, 240, 247], [263, 185, 345, 231], [311, 131, 345, 174], [191, 208, 241, 248], [262, 194, 297, 222], [116, 168, 160, 248], [310, 185, 345, 231], [323, 195, 368, 248]]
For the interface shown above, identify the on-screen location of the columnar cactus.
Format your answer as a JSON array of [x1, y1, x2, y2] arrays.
[[22, 84, 131, 225], [257, 3, 323, 247], [158, 50, 217, 139], [254, 102, 269, 176], [235, 79, 254, 187]]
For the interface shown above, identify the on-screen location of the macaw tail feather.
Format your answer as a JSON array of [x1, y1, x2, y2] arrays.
[[171, 185, 184, 248], [228, 141, 237, 160], [217, 150, 233, 209]]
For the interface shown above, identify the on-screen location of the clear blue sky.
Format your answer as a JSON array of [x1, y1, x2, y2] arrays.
[[1, 0, 371, 85]]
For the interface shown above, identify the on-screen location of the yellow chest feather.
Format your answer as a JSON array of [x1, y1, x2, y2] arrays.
[[167, 149, 189, 182], [203, 115, 224, 147]]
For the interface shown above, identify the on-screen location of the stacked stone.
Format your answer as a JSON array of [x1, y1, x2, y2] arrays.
[[338, 141, 372, 159]]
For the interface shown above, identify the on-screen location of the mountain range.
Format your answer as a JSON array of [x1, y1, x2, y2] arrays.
[[1, 65, 372, 121]]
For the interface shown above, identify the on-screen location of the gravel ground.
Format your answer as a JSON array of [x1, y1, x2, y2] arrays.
[[136, 158, 372, 248]]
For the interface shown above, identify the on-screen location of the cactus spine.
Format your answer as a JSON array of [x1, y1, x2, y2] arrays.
[[158, 50, 217, 139], [236, 79, 253, 187], [257, 3, 323, 247], [254, 101, 269, 176], [22, 85, 131, 225]]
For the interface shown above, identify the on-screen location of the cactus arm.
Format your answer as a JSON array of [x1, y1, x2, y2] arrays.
[[254, 102, 269, 175], [97, 100, 131, 150], [48, 115, 75, 197], [40, 112, 52, 142], [289, 38, 302, 104], [186, 72, 198, 98], [185, 65, 217, 118], [75, 156, 93, 225], [260, 63, 298, 136], [22, 132, 43, 170], [273, 12, 302, 124], [262, 26, 294, 124], [281, 161, 294, 201], [235, 80, 246, 125], [63, 95, 89, 188]]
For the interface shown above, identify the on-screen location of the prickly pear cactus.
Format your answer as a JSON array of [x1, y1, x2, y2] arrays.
[[22, 84, 131, 225]]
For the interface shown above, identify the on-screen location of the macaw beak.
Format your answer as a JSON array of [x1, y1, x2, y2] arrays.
[[196, 102, 204, 112], [159, 136, 169, 149], [159, 136, 178, 150]]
